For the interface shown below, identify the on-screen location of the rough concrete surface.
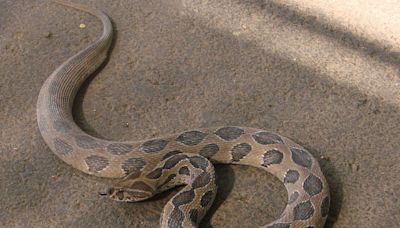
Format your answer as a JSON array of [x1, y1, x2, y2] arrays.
[[1, 0, 399, 227]]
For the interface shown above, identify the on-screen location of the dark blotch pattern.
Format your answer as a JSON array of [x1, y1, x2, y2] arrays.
[[176, 131, 207, 146], [291, 148, 312, 169], [85, 155, 109, 173], [267, 223, 290, 228], [53, 138, 73, 155], [53, 120, 71, 133], [192, 173, 211, 189], [303, 174, 323, 196], [162, 150, 182, 160], [231, 143, 252, 162], [126, 190, 150, 199], [168, 208, 184, 228], [321, 196, 330, 217], [140, 139, 168, 153], [288, 191, 299, 204], [163, 154, 189, 169], [215, 127, 244, 141], [284, 170, 300, 184], [146, 168, 163, 179], [189, 156, 209, 171], [199, 144, 219, 158], [172, 189, 195, 206], [178, 166, 190, 176], [200, 191, 214, 207], [121, 158, 146, 174], [75, 135, 100, 149], [252, 131, 284, 145], [131, 181, 153, 193], [107, 143, 133, 155], [262, 149, 284, 167], [189, 209, 198, 224], [293, 200, 314, 220], [159, 174, 177, 189]]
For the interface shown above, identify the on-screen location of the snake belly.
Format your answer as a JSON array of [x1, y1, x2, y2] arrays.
[[37, 1, 330, 227]]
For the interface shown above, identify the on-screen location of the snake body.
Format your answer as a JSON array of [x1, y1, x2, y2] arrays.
[[37, 1, 330, 227]]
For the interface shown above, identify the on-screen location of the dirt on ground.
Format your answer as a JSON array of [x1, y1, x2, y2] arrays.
[[1, 0, 399, 227]]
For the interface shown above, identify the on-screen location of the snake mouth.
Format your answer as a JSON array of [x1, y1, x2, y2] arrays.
[[107, 187, 153, 202]]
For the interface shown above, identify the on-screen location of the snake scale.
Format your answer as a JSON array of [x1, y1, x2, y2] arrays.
[[37, 1, 330, 227]]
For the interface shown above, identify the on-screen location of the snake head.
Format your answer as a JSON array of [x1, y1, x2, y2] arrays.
[[107, 186, 153, 202], [107, 179, 155, 202]]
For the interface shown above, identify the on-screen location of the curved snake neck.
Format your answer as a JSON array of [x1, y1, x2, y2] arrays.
[[37, 1, 330, 227]]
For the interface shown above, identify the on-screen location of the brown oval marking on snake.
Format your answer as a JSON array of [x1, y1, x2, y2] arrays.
[[293, 200, 315, 220], [188, 156, 209, 171], [214, 127, 244, 141], [262, 149, 284, 167], [107, 143, 134, 155], [192, 172, 211, 189], [163, 154, 189, 169], [291, 148, 313, 169], [199, 143, 219, 158], [127, 190, 151, 199], [189, 209, 198, 224], [178, 166, 190, 176], [131, 181, 154, 193], [84, 155, 109, 173], [252, 131, 284, 145], [159, 174, 177, 189], [172, 189, 195, 206], [288, 191, 299, 204], [75, 135, 100, 149], [176, 130, 208, 146], [284, 169, 300, 184], [303, 174, 323, 196], [162, 150, 182, 161], [53, 138, 73, 155], [231, 143, 252, 162], [200, 190, 214, 207], [267, 223, 290, 228], [168, 208, 185, 228], [121, 157, 146, 175], [140, 139, 168, 153], [146, 168, 163, 179]]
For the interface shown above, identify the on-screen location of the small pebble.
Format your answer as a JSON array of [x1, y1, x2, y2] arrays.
[[349, 163, 359, 172], [44, 32, 52, 38], [79, 23, 86, 29]]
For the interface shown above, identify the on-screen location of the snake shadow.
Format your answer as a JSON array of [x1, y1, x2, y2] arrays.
[[201, 165, 235, 228]]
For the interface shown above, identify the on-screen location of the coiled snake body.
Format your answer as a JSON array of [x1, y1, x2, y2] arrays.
[[37, 1, 330, 227]]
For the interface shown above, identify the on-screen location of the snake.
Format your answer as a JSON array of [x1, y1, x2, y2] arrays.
[[37, 1, 330, 227]]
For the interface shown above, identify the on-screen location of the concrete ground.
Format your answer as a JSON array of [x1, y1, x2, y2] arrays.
[[1, 0, 399, 227]]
